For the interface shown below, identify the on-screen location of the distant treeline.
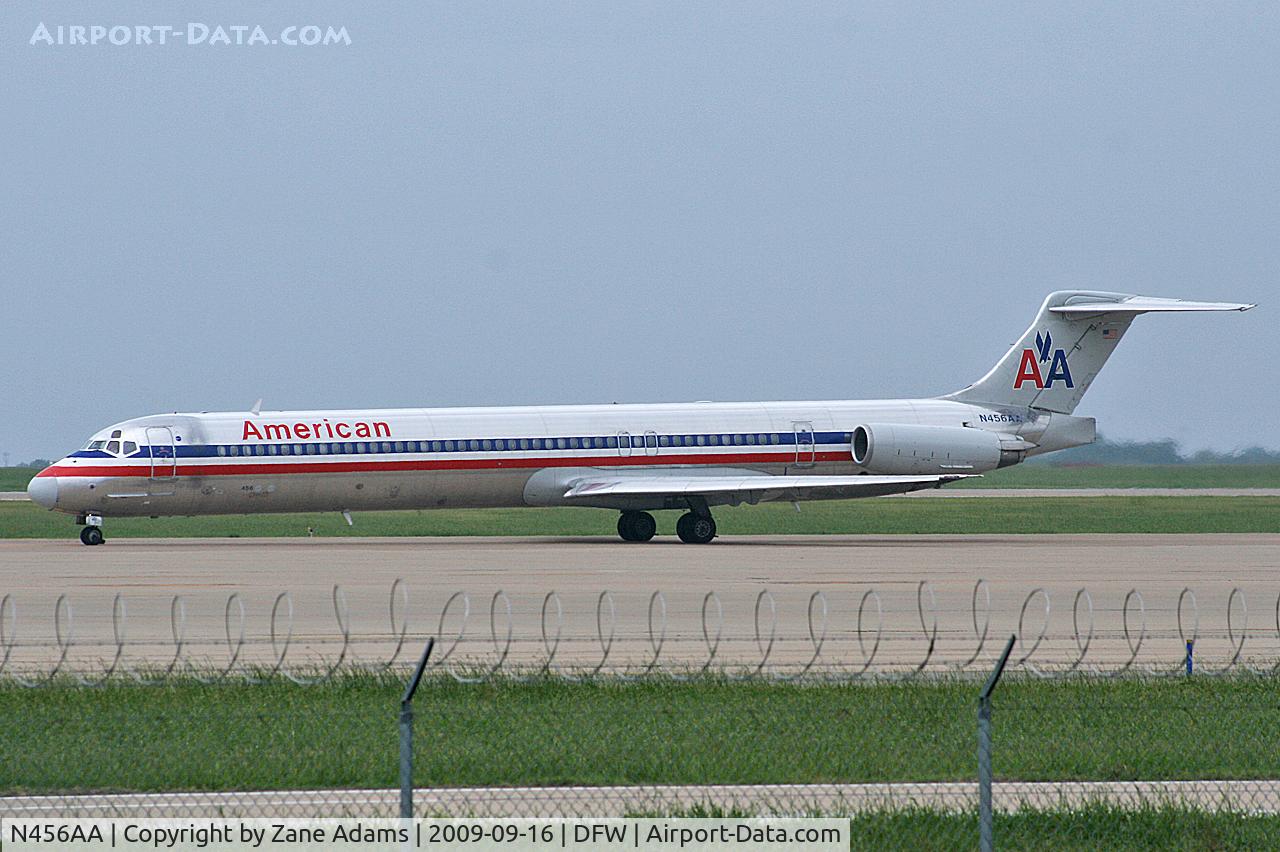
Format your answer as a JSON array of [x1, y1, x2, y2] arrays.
[[1028, 437, 1280, 466]]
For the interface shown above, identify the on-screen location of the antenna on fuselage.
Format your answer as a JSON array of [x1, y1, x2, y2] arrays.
[[250, 398, 263, 416]]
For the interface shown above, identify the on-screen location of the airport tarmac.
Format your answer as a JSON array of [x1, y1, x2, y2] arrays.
[[5, 780, 1277, 817], [1, 534, 1277, 673]]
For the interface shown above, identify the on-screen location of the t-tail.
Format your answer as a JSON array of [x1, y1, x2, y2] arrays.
[[944, 290, 1255, 414]]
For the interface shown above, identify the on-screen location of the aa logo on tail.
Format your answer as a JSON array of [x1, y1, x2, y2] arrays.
[[1014, 330, 1073, 389]]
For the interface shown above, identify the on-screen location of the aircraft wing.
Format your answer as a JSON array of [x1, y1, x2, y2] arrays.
[[562, 472, 973, 502]]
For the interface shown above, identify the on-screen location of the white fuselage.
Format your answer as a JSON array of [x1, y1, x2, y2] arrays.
[[31, 397, 1082, 519]]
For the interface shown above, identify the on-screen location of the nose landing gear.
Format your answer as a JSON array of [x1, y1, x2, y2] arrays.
[[78, 514, 105, 546]]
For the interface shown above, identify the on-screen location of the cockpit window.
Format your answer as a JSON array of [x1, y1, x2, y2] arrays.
[[123, 441, 137, 454], [106, 441, 120, 454], [111, 430, 122, 439], [87, 440, 106, 450]]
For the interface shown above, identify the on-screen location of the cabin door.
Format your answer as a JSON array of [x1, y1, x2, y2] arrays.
[[146, 427, 177, 480], [792, 421, 816, 468]]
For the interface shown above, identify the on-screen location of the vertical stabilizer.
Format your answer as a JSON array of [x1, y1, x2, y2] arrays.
[[944, 291, 1254, 414]]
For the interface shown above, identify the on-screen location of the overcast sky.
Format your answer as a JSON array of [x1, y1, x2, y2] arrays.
[[1, 2, 1276, 462]]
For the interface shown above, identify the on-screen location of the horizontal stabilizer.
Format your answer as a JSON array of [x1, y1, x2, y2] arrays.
[[1050, 296, 1255, 315]]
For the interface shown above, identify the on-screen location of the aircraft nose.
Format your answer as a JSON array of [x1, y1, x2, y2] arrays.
[[26, 474, 58, 509]]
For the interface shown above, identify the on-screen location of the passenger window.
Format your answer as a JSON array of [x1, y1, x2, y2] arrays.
[[734, 434, 744, 445], [482, 440, 493, 451], [429, 441, 440, 452], [467, 440, 478, 451], [770, 434, 781, 444], [268, 445, 278, 455], [124, 441, 137, 454], [557, 438, 567, 450], [519, 439, 529, 450], [568, 438, 579, 449], [395, 441, 405, 453], [106, 440, 120, 454], [697, 435, 706, 446], [746, 434, 756, 445], [216, 445, 226, 457], [606, 437, 617, 448], [659, 436, 669, 447], [645, 433, 657, 448], [281, 445, 292, 455], [709, 435, 720, 446]]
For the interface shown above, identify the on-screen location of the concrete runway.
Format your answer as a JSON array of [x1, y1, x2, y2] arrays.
[[5, 780, 1278, 818], [2, 534, 1278, 673]]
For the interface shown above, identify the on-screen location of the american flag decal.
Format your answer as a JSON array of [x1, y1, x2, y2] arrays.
[[1101, 325, 1120, 340]]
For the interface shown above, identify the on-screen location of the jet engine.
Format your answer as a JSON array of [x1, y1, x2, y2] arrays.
[[851, 423, 1025, 475]]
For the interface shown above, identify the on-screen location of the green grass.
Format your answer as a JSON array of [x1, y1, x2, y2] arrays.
[[2, 676, 1277, 794], [4, 495, 1279, 538], [0, 467, 36, 491], [847, 805, 1280, 851], [956, 463, 1280, 489]]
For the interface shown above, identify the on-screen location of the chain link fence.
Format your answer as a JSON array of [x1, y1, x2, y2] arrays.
[[4, 579, 1280, 682], [3, 642, 1278, 849], [3, 579, 1279, 850]]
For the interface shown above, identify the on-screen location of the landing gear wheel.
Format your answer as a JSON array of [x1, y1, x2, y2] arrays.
[[617, 511, 657, 542], [676, 512, 716, 544], [80, 526, 105, 546]]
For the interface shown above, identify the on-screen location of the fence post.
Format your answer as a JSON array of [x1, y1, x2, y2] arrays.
[[979, 634, 1017, 852], [400, 637, 435, 820]]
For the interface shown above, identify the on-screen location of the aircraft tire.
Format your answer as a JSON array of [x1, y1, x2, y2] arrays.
[[677, 512, 716, 544], [80, 526, 105, 546], [618, 511, 656, 542], [630, 512, 657, 542]]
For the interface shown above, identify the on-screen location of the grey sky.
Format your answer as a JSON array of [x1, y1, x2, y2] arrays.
[[2, 2, 1275, 463]]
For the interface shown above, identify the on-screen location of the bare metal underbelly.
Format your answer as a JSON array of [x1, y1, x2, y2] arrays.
[[62, 463, 854, 517]]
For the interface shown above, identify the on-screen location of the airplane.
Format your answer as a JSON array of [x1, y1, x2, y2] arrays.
[[28, 290, 1254, 545]]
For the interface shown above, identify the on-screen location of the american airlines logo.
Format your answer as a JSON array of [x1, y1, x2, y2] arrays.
[[1013, 331, 1074, 390], [241, 419, 390, 441]]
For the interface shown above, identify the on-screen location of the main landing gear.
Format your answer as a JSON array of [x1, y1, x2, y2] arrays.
[[676, 511, 716, 544], [617, 511, 657, 542], [615, 508, 717, 544], [78, 514, 105, 546]]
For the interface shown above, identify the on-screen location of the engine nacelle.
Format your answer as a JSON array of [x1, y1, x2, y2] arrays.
[[851, 423, 1022, 475]]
